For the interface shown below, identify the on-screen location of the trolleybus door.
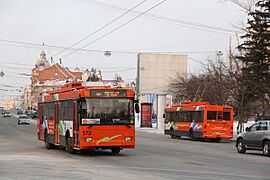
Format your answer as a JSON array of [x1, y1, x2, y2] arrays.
[[54, 102, 60, 144], [38, 103, 44, 140], [73, 101, 79, 147]]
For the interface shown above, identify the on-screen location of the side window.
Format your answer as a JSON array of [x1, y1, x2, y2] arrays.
[[165, 113, 170, 123], [195, 111, 203, 122], [187, 111, 192, 122], [176, 112, 180, 122], [258, 122, 267, 131], [190, 111, 195, 122], [223, 112, 231, 120], [207, 111, 217, 120], [173, 112, 178, 122], [171, 112, 175, 122], [179, 112, 184, 122], [217, 111, 223, 120], [182, 111, 187, 122], [250, 123, 259, 132], [169, 112, 174, 122]]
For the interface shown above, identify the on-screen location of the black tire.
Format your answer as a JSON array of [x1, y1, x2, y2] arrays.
[[170, 128, 176, 139], [211, 138, 221, 142], [111, 147, 120, 154], [66, 133, 76, 154], [189, 128, 195, 140], [237, 139, 246, 153], [44, 131, 53, 150], [262, 141, 270, 157]]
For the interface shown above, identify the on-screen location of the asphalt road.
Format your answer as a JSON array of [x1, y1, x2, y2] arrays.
[[0, 114, 269, 180]]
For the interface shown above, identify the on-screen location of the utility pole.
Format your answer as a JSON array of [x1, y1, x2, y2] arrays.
[[229, 36, 233, 79], [235, 33, 242, 78]]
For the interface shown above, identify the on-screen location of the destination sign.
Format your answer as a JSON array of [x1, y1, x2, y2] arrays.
[[91, 90, 126, 97], [223, 108, 231, 112]]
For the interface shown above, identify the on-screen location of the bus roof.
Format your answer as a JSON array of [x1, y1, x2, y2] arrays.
[[40, 82, 135, 103], [166, 101, 233, 111], [49, 82, 132, 95]]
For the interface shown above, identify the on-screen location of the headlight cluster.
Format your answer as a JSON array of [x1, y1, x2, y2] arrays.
[[124, 137, 132, 141], [85, 137, 93, 142]]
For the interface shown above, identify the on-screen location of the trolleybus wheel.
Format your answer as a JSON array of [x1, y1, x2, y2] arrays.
[[111, 147, 120, 154], [189, 128, 195, 140], [170, 128, 176, 139], [44, 131, 52, 149], [211, 138, 221, 142], [66, 133, 76, 154]]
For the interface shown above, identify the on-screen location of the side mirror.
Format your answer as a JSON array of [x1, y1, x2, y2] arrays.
[[135, 103, 139, 114], [245, 127, 249, 132]]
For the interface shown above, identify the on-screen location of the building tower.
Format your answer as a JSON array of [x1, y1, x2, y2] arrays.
[[36, 49, 50, 71]]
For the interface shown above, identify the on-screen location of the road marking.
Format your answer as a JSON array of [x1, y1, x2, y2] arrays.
[[92, 165, 267, 179]]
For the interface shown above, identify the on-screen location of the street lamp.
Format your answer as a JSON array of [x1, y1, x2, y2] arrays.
[[104, 51, 111, 57], [0, 70, 4, 77], [217, 50, 223, 56]]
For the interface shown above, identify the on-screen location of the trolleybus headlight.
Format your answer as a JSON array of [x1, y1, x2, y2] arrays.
[[85, 137, 93, 142], [124, 137, 132, 141]]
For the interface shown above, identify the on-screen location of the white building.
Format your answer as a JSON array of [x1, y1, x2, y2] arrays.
[[136, 53, 187, 129], [137, 53, 187, 95], [23, 86, 32, 110]]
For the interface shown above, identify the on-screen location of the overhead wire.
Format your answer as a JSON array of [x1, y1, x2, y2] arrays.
[[0, 84, 24, 88], [0, 39, 222, 55], [0, 38, 122, 54], [0, 59, 138, 72], [60, 0, 169, 59], [77, 0, 239, 34], [188, 57, 208, 66], [0, 64, 32, 71], [0, 61, 32, 67], [0, 0, 238, 72], [119, 38, 225, 52], [52, 0, 147, 58]]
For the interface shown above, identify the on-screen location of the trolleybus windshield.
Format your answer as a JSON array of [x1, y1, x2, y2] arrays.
[[80, 98, 134, 125]]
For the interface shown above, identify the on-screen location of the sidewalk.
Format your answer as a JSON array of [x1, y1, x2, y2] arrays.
[[136, 127, 238, 141], [136, 127, 164, 134]]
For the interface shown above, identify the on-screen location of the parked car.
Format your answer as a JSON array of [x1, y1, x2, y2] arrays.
[[236, 120, 270, 156], [17, 109, 24, 115], [30, 111, 38, 119], [17, 115, 30, 125], [25, 110, 37, 119], [3, 111, 11, 117]]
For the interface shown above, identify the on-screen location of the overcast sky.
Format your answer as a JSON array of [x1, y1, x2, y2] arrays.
[[0, 0, 247, 102]]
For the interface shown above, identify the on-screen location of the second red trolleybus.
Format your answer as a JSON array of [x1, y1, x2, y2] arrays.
[[37, 82, 139, 154], [164, 102, 233, 141]]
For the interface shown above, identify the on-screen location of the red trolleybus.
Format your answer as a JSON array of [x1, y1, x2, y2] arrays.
[[37, 82, 139, 154], [164, 102, 233, 141]]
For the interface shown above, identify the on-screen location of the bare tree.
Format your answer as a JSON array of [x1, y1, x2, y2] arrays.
[[229, 0, 257, 13], [168, 55, 232, 105]]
